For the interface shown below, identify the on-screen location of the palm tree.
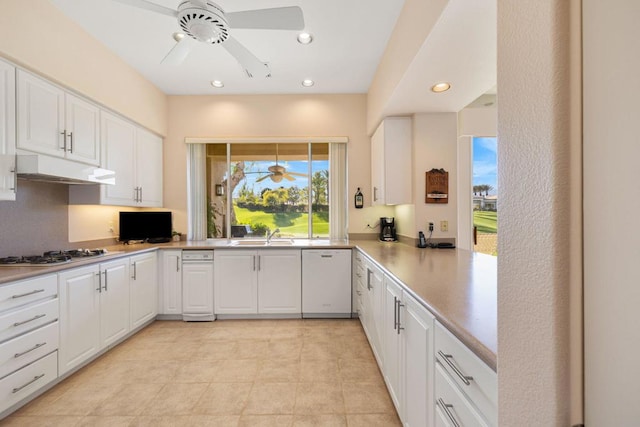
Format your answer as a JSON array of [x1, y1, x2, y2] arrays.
[[483, 185, 494, 196], [473, 185, 482, 196]]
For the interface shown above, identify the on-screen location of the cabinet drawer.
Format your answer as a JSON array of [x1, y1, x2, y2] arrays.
[[435, 362, 489, 427], [435, 322, 496, 425], [0, 321, 59, 379], [0, 351, 57, 414], [0, 275, 57, 313], [0, 299, 59, 343]]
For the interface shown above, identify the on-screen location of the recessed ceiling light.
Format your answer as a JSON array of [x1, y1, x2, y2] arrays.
[[297, 32, 313, 44], [431, 82, 451, 93], [302, 79, 314, 87], [172, 32, 185, 42], [211, 80, 224, 88]]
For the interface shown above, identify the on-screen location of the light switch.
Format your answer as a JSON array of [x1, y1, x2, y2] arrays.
[[440, 220, 448, 232]]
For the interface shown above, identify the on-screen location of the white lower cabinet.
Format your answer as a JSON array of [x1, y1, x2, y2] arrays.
[[182, 255, 214, 320], [214, 249, 301, 315], [383, 275, 435, 426], [159, 250, 182, 315], [361, 258, 384, 366], [58, 258, 131, 375], [129, 252, 157, 329], [0, 274, 59, 415]]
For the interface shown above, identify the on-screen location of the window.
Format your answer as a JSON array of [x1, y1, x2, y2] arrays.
[[188, 139, 347, 241], [472, 137, 498, 256]]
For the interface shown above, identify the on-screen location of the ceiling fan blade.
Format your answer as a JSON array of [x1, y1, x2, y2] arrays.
[[111, 0, 177, 18], [226, 6, 305, 30], [161, 36, 195, 65], [286, 172, 308, 177], [283, 174, 296, 181], [221, 36, 271, 78], [255, 174, 272, 183]]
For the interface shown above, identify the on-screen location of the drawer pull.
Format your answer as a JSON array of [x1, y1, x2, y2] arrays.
[[320, 254, 333, 258], [438, 350, 474, 385], [437, 398, 461, 427], [11, 289, 45, 299], [14, 342, 47, 358], [12, 374, 45, 394], [13, 314, 46, 327]]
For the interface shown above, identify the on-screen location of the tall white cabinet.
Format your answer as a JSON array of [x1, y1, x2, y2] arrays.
[[370, 117, 412, 206], [0, 59, 16, 201]]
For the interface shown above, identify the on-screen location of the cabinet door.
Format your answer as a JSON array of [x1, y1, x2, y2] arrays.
[[101, 111, 136, 206], [58, 265, 101, 375], [16, 70, 65, 157], [214, 250, 258, 314], [258, 249, 301, 314], [368, 262, 385, 366], [0, 59, 16, 201], [383, 277, 403, 415], [130, 252, 158, 329], [403, 292, 435, 427], [370, 122, 385, 205], [65, 93, 100, 166], [100, 258, 130, 347], [182, 263, 214, 315], [136, 128, 163, 207], [160, 250, 182, 315]]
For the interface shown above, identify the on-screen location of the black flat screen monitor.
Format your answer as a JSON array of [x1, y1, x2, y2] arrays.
[[119, 211, 172, 243]]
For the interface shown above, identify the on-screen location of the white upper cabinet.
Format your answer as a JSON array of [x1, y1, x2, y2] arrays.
[[0, 59, 16, 201], [371, 117, 412, 205], [17, 70, 100, 166], [69, 110, 163, 207]]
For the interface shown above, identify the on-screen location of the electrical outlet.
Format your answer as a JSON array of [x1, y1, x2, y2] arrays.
[[440, 220, 448, 232]]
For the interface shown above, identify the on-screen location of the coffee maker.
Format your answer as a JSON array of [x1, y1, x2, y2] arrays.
[[380, 217, 398, 242]]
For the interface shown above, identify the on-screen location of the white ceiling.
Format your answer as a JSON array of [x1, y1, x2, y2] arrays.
[[48, 0, 496, 115], [49, 0, 407, 95]]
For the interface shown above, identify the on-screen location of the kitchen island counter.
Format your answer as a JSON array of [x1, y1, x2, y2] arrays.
[[352, 239, 497, 371]]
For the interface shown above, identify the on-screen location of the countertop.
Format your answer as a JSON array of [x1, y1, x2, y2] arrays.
[[351, 240, 497, 371], [0, 238, 497, 370]]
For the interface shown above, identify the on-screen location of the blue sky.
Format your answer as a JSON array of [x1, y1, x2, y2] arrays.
[[473, 137, 497, 195]]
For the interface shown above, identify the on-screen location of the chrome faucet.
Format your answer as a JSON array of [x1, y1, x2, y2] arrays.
[[267, 228, 280, 243]]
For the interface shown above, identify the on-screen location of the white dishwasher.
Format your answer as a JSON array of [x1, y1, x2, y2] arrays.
[[302, 249, 352, 318], [182, 250, 215, 321]]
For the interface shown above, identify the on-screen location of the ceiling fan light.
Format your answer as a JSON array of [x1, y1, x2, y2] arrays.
[[302, 79, 314, 87], [297, 32, 313, 44], [211, 80, 224, 88], [172, 32, 185, 42]]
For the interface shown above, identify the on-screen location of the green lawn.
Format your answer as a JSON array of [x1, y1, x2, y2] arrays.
[[474, 211, 497, 234], [235, 206, 329, 237]]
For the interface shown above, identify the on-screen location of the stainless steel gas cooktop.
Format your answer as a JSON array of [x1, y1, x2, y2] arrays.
[[0, 249, 109, 267]]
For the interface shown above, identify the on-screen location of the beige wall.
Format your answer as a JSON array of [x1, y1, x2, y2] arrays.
[[497, 0, 582, 424], [0, 0, 168, 135], [394, 113, 459, 240], [164, 94, 392, 236]]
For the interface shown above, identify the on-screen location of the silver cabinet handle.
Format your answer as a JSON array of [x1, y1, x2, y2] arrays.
[[397, 300, 404, 335], [9, 155, 16, 191], [253, 255, 256, 271], [13, 314, 46, 327], [366, 269, 372, 290], [60, 130, 67, 150], [437, 350, 474, 385], [393, 296, 398, 330], [320, 254, 333, 258], [437, 398, 461, 427], [14, 342, 46, 358], [176, 257, 180, 272], [104, 270, 108, 291], [96, 271, 102, 292], [12, 374, 45, 394], [257, 255, 261, 271], [67, 131, 73, 152], [139, 187, 142, 202], [132, 261, 137, 280], [12, 289, 45, 299]]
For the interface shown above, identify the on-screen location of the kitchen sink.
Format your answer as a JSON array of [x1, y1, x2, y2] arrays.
[[228, 239, 296, 246]]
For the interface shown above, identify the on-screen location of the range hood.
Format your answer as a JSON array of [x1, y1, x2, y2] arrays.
[[17, 155, 115, 185]]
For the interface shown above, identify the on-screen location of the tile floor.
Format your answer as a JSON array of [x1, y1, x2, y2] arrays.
[[2, 319, 401, 426]]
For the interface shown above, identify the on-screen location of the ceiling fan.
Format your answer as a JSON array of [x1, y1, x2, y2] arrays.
[[251, 145, 307, 183], [111, 0, 305, 77]]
